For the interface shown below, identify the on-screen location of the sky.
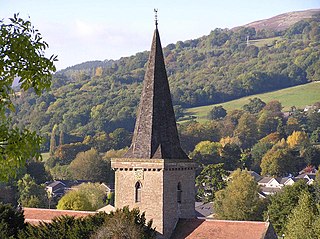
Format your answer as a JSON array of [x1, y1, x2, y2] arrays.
[[1, 0, 320, 70]]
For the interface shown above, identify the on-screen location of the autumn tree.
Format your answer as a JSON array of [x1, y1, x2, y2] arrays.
[[234, 112, 258, 149], [287, 131, 310, 148], [0, 14, 56, 181], [69, 148, 110, 182], [214, 169, 265, 221], [189, 141, 222, 166], [196, 163, 228, 202]]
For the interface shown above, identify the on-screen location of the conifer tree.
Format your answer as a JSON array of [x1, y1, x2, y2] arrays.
[[284, 191, 317, 239], [50, 124, 58, 155]]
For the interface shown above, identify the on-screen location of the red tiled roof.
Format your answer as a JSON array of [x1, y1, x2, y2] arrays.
[[171, 219, 277, 239], [23, 208, 96, 225]]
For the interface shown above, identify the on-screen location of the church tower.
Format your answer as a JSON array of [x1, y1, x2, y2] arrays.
[[111, 16, 195, 239]]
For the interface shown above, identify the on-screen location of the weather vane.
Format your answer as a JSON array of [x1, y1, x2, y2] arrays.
[[154, 8, 158, 28]]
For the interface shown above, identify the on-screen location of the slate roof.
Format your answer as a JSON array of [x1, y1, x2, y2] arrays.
[[23, 208, 95, 225], [195, 202, 214, 218], [124, 27, 187, 160], [171, 219, 278, 239]]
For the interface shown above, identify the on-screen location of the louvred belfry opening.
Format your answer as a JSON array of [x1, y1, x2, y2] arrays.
[[124, 28, 188, 160]]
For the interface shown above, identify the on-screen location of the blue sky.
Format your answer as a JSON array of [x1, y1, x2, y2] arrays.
[[1, 0, 320, 70]]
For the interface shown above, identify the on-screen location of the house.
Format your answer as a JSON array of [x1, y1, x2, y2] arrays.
[[195, 202, 214, 218], [171, 219, 278, 239]]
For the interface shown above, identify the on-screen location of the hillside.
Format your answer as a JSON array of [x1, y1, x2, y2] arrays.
[[10, 9, 320, 149], [234, 8, 320, 31], [185, 81, 320, 122]]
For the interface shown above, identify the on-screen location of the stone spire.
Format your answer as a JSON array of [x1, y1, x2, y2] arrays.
[[124, 27, 188, 160]]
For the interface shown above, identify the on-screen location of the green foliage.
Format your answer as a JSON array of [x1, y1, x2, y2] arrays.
[[242, 97, 266, 114], [213, 169, 265, 221], [57, 183, 106, 211], [69, 148, 110, 182], [0, 14, 56, 181], [91, 207, 156, 239], [19, 207, 155, 239], [54, 143, 91, 165], [18, 174, 47, 208], [266, 180, 311, 235], [0, 203, 25, 238], [208, 105, 227, 120], [234, 112, 258, 149], [196, 163, 228, 202], [9, 17, 320, 147], [284, 191, 318, 239], [57, 190, 94, 211]]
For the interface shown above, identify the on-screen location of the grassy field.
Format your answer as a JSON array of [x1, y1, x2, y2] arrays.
[[249, 36, 282, 47], [185, 81, 320, 122]]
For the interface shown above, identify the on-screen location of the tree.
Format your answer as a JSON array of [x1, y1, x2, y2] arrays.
[[260, 144, 298, 176], [69, 148, 110, 182], [287, 131, 310, 148], [57, 190, 94, 211], [251, 141, 273, 173], [50, 124, 58, 156], [189, 141, 221, 166], [220, 143, 241, 170], [242, 97, 266, 114], [91, 207, 156, 239], [213, 169, 265, 221], [0, 203, 25, 238], [234, 113, 258, 149], [284, 191, 318, 239], [76, 183, 106, 210], [18, 174, 47, 208], [0, 14, 57, 181], [266, 180, 310, 235], [195, 163, 228, 202], [208, 105, 227, 120]]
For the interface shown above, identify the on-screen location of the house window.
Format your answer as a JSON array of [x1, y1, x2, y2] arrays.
[[135, 181, 142, 202], [177, 182, 182, 203]]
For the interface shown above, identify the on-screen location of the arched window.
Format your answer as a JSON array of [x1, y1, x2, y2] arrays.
[[177, 182, 182, 203], [135, 181, 142, 202]]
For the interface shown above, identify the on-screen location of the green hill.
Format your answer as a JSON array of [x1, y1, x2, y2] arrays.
[[186, 82, 320, 122]]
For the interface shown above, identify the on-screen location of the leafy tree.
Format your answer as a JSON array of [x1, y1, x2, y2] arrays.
[[54, 143, 91, 165], [57, 190, 94, 211], [251, 141, 273, 173], [50, 124, 58, 156], [260, 143, 298, 176], [234, 113, 258, 149], [266, 180, 311, 235], [0, 14, 56, 181], [284, 191, 318, 239], [76, 183, 107, 210], [0, 203, 25, 238], [287, 131, 310, 148], [242, 97, 266, 114], [195, 163, 228, 202], [189, 141, 222, 166], [25, 160, 51, 184], [91, 207, 156, 239], [18, 174, 47, 208], [220, 143, 241, 170], [208, 105, 227, 120], [69, 148, 110, 182], [214, 169, 265, 221]]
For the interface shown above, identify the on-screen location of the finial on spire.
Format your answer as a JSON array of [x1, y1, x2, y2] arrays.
[[154, 8, 158, 28]]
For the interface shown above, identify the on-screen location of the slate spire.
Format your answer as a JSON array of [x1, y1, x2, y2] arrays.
[[124, 26, 188, 159]]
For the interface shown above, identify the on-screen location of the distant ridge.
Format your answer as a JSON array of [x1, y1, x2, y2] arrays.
[[233, 8, 320, 31]]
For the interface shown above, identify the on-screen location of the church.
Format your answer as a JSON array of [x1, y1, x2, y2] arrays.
[[111, 14, 278, 239]]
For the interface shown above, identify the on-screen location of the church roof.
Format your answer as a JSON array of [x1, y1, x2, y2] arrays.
[[171, 219, 278, 239], [124, 27, 187, 160]]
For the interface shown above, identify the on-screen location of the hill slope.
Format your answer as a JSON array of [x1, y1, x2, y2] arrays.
[[10, 9, 320, 147], [186, 82, 320, 122], [234, 8, 320, 31]]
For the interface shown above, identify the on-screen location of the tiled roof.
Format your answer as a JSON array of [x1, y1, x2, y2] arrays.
[[23, 208, 96, 225], [171, 219, 277, 239]]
